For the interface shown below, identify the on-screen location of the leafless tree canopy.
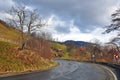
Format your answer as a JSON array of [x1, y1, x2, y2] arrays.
[[7, 5, 47, 49], [105, 8, 120, 34], [104, 7, 120, 46]]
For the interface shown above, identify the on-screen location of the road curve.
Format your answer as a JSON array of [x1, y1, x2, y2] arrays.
[[0, 59, 116, 80]]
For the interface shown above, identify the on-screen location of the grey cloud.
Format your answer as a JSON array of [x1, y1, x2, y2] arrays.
[[7, 0, 120, 33], [55, 26, 70, 34]]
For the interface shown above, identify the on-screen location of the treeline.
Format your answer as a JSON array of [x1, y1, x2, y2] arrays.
[[65, 43, 120, 64]]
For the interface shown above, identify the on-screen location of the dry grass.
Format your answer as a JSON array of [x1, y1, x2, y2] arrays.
[[0, 22, 21, 44], [0, 20, 57, 75], [0, 40, 57, 74]]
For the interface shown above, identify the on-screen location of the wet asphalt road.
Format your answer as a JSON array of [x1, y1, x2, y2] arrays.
[[0, 59, 115, 80]]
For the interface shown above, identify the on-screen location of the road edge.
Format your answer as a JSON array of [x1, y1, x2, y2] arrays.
[[98, 65, 118, 80]]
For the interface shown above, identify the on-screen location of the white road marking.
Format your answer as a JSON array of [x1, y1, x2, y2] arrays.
[[100, 65, 118, 80]]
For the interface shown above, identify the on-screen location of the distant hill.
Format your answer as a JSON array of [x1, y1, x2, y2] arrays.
[[63, 40, 89, 47]]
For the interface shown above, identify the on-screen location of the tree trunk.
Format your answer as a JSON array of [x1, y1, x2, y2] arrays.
[[21, 26, 26, 50]]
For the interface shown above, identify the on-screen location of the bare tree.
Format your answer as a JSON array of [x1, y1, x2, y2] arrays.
[[104, 8, 120, 39], [27, 32, 52, 59], [88, 39, 103, 62], [104, 7, 120, 59], [7, 5, 46, 49], [8, 6, 26, 48], [105, 8, 120, 33], [26, 10, 46, 36]]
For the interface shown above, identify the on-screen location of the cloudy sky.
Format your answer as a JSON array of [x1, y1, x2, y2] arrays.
[[0, 0, 120, 43]]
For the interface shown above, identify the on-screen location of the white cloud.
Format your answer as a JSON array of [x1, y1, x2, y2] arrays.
[[0, 0, 15, 20], [53, 27, 117, 43], [47, 15, 65, 28], [41, 15, 72, 33], [41, 15, 117, 43], [12, 0, 120, 32], [0, 0, 15, 10], [0, 0, 119, 44]]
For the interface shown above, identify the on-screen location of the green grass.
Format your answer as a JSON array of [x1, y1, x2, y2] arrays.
[[0, 22, 22, 44], [51, 42, 67, 51], [51, 42, 70, 58]]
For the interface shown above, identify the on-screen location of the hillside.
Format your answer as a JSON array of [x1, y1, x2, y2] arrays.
[[0, 20, 22, 44], [0, 20, 56, 75]]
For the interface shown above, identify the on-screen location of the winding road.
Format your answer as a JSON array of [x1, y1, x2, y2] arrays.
[[0, 59, 117, 80]]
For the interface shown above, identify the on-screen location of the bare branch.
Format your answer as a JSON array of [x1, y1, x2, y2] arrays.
[[6, 5, 47, 49]]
